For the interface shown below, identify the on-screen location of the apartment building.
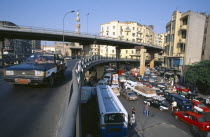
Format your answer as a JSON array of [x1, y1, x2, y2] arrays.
[[164, 10, 207, 67], [99, 21, 157, 59], [201, 15, 210, 60]]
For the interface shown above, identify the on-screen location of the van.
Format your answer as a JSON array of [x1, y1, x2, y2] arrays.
[[165, 93, 192, 111], [103, 73, 112, 84]]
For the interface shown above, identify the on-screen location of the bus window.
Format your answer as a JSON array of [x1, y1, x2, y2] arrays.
[[104, 113, 125, 123]]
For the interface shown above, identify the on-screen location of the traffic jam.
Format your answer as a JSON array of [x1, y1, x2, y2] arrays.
[[90, 65, 210, 137]]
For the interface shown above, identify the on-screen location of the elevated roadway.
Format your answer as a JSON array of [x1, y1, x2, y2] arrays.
[[0, 25, 163, 52]]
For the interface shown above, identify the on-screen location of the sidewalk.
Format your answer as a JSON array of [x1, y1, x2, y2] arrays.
[[131, 114, 191, 137]]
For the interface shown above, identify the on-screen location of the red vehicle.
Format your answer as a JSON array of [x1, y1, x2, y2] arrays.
[[173, 111, 210, 132], [176, 85, 190, 93], [117, 69, 124, 75], [142, 82, 152, 88], [191, 100, 210, 113]]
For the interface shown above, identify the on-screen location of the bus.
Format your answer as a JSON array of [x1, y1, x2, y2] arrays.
[[96, 85, 128, 137]]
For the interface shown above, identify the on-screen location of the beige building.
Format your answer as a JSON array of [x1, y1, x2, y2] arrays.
[[99, 21, 158, 59], [201, 15, 210, 61], [164, 10, 207, 67], [55, 42, 83, 57]]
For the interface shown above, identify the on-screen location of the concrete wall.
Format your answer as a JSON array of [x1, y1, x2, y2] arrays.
[[185, 12, 206, 65]]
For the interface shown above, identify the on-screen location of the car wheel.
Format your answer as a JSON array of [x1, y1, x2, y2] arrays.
[[192, 125, 198, 130], [160, 107, 163, 111], [48, 75, 55, 88], [174, 115, 179, 120]]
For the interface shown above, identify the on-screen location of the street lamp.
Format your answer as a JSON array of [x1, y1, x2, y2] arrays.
[[86, 13, 89, 34], [63, 10, 75, 56]]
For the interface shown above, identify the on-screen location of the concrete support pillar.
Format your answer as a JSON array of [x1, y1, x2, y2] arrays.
[[119, 64, 124, 70], [0, 38, 4, 59], [83, 45, 91, 57], [116, 48, 121, 60], [130, 64, 135, 69], [149, 52, 155, 68], [140, 47, 147, 76], [96, 65, 104, 80]]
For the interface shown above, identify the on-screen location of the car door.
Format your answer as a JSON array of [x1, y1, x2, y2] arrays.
[[179, 113, 190, 123]]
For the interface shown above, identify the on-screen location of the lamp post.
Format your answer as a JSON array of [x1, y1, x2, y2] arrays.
[[63, 10, 75, 56], [86, 13, 89, 34]]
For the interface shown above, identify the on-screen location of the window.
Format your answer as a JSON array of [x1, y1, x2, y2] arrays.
[[182, 31, 186, 39], [127, 33, 129, 36], [182, 17, 188, 25], [113, 26, 115, 29], [132, 33, 135, 37], [113, 32, 115, 35], [107, 33, 109, 36], [133, 27, 135, 30], [112, 50, 114, 53], [126, 50, 128, 54]]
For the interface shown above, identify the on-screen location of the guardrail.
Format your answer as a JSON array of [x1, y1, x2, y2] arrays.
[[0, 24, 163, 49]]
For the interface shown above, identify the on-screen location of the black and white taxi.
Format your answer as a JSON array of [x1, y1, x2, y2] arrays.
[[3, 52, 67, 87]]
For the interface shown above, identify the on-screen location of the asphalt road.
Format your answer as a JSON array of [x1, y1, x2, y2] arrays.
[[119, 95, 194, 137], [0, 60, 77, 137], [120, 73, 193, 137]]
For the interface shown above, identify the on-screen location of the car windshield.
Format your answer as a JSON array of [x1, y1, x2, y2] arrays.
[[183, 101, 192, 105], [25, 54, 55, 64], [198, 117, 207, 123], [197, 103, 206, 107], [104, 76, 110, 78], [128, 92, 135, 96]]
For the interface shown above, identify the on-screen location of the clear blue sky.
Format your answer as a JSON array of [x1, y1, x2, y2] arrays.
[[1, 0, 210, 45]]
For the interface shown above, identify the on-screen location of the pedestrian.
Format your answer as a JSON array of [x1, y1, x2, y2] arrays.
[[171, 100, 177, 111], [144, 102, 150, 116], [130, 114, 135, 127], [131, 106, 135, 116]]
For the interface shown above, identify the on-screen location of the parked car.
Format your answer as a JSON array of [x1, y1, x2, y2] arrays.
[[176, 85, 190, 93], [3, 52, 66, 87], [191, 100, 210, 113], [144, 97, 171, 111], [173, 111, 210, 132], [121, 90, 138, 101]]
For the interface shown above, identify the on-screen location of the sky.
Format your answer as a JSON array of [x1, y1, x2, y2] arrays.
[[1, 0, 210, 45]]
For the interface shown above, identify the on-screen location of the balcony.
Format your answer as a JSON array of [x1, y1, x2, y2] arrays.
[[179, 38, 186, 43], [137, 30, 143, 34], [180, 25, 187, 30], [124, 27, 131, 32]]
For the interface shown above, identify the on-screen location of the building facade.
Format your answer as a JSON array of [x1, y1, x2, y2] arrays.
[[99, 21, 158, 59], [0, 21, 41, 59], [55, 42, 83, 57], [201, 15, 210, 60], [164, 10, 207, 67]]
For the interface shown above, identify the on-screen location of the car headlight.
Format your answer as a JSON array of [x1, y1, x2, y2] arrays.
[[35, 71, 46, 76], [5, 70, 14, 75]]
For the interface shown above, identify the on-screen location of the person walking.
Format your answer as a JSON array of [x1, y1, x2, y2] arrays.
[[171, 100, 177, 111], [131, 106, 135, 116], [144, 102, 150, 116]]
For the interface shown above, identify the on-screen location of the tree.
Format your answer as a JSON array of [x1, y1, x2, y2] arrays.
[[184, 60, 210, 95]]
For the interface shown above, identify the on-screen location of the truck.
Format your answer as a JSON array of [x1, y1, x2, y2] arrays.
[[132, 86, 157, 98]]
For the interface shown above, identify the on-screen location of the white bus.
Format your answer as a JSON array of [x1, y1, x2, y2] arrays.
[[96, 85, 128, 137]]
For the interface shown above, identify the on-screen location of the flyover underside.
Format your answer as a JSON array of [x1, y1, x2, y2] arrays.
[[0, 29, 163, 52]]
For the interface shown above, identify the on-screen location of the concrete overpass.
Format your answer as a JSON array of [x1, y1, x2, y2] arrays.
[[0, 24, 164, 74]]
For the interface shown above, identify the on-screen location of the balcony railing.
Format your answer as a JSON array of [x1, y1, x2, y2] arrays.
[[180, 25, 187, 30]]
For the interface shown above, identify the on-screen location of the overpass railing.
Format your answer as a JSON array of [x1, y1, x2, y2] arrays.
[[60, 56, 139, 137], [0, 24, 163, 49]]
